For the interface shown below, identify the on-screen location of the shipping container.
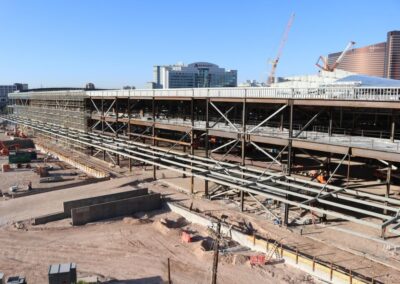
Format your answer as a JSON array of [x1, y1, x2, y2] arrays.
[[8, 151, 32, 164]]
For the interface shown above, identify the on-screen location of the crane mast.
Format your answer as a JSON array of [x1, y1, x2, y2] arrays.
[[268, 13, 295, 85]]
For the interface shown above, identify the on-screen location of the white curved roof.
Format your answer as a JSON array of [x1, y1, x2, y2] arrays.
[[335, 75, 400, 87]]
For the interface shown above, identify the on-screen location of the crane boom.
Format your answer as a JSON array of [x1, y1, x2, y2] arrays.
[[268, 13, 295, 85], [316, 41, 356, 72], [331, 41, 355, 70]]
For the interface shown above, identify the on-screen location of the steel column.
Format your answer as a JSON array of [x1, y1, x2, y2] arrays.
[[284, 101, 294, 226], [190, 97, 194, 194], [240, 97, 246, 212], [152, 96, 156, 180], [205, 97, 210, 197]]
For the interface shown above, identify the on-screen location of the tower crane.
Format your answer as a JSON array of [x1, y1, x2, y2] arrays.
[[267, 13, 295, 85], [316, 41, 356, 72]]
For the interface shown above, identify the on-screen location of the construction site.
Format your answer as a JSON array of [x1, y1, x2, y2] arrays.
[[0, 83, 399, 283], [2, 5, 400, 283]]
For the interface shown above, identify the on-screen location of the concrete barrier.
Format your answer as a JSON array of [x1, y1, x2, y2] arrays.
[[71, 193, 161, 226], [33, 211, 67, 225], [63, 188, 148, 217]]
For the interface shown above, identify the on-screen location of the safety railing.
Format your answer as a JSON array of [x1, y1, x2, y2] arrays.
[[84, 87, 400, 101]]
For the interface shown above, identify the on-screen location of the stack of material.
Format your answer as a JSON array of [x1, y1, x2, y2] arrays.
[[2, 164, 10, 172], [5, 276, 26, 284], [2, 139, 34, 150], [36, 166, 49, 177]]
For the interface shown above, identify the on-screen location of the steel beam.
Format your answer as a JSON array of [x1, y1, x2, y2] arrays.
[[5, 114, 400, 235]]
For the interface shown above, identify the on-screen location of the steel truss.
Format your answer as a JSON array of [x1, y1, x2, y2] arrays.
[[3, 114, 400, 237]]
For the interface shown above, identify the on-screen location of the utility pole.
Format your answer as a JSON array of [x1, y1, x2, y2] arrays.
[[167, 258, 171, 284], [211, 222, 221, 284]]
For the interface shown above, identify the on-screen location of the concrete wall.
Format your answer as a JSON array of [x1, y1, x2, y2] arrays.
[[71, 193, 161, 226], [63, 188, 148, 217], [166, 202, 368, 284], [33, 211, 67, 225]]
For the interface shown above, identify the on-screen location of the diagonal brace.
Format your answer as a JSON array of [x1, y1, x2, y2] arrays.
[[248, 104, 287, 134], [210, 101, 239, 132]]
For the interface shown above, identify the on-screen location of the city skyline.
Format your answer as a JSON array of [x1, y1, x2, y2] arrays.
[[0, 0, 399, 89]]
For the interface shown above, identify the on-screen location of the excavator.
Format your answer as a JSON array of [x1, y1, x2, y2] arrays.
[[0, 141, 20, 156]]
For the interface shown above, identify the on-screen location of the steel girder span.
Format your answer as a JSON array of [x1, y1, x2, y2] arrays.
[[3, 114, 400, 237]]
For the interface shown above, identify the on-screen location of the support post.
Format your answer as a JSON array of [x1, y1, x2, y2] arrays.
[[346, 153, 351, 187], [211, 222, 221, 284], [205, 97, 210, 197], [152, 96, 156, 180], [101, 97, 104, 135], [128, 97, 132, 172], [190, 97, 195, 194], [284, 100, 293, 226], [385, 114, 395, 215], [240, 97, 246, 212], [115, 97, 119, 138], [328, 108, 333, 137], [168, 258, 171, 284]]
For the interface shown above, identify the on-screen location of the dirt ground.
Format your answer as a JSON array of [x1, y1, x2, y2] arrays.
[[0, 210, 313, 284], [2, 157, 400, 282], [0, 176, 143, 226]]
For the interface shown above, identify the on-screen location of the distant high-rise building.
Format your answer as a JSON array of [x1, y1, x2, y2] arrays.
[[328, 31, 400, 80], [0, 83, 28, 109], [384, 31, 400, 80], [151, 62, 237, 89]]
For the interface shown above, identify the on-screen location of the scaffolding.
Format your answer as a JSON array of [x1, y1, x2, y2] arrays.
[[9, 90, 87, 131]]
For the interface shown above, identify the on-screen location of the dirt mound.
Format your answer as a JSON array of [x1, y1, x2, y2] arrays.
[[233, 254, 248, 265], [122, 217, 141, 225], [153, 219, 173, 235]]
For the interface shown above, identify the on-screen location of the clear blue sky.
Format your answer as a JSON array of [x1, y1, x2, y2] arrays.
[[0, 0, 398, 89]]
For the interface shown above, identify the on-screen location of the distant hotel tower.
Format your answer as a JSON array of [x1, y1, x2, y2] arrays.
[[328, 30, 400, 80]]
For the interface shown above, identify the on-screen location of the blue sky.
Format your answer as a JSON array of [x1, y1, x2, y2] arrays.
[[0, 0, 398, 89]]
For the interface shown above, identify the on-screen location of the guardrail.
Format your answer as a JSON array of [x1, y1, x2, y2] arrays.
[[86, 87, 400, 101]]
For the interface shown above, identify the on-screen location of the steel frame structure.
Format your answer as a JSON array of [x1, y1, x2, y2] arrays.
[[3, 114, 400, 238], [6, 86, 400, 238]]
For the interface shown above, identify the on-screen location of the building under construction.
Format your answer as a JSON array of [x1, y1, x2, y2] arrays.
[[3, 85, 400, 239]]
